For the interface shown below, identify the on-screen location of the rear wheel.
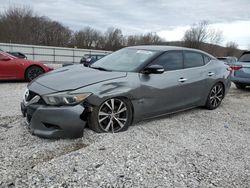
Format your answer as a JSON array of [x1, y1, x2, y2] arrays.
[[235, 83, 246, 89], [88, 98, 133, 133], [25, 66, 44, 82], [205, 83, 224, 110]]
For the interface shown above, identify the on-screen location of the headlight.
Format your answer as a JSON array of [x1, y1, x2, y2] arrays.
[[42, 92, 92, 106]]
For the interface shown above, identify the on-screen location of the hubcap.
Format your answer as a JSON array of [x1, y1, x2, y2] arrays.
[[210, 84, 224, 108], [28, 68, 43, 80], [98, 99, 128, 133]]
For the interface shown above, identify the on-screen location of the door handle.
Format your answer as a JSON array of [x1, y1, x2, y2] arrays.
[[208, 72, 215, 76], [178, 78, 187, 82]]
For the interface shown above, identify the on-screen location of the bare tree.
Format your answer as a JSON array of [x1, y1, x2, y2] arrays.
[[225, 41, 239, 56], [104, 28, 124, 51], [0, 6, 71, 46], [71, 27, 102, 49], [183, 21, 223, 49], [0, 6, 35, 44], [126, 33, 163, 46], [126, 35, 141, 46]]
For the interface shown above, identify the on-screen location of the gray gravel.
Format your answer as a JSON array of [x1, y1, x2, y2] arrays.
[[0, 82, 250, 187]]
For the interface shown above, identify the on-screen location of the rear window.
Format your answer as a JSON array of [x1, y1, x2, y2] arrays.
[[204, 55, 211, 64], [239, 53, 250, 62]]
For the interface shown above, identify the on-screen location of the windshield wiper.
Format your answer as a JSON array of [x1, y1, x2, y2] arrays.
[[90, 66, 111, 71]]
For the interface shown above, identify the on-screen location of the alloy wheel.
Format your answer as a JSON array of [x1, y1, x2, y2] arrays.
[[98, 98, 128, 133], [209, 84, 224, 108], [27, 67, 43, 81]]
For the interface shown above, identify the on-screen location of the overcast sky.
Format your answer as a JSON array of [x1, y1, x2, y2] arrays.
[[1, 0, 250, 49]]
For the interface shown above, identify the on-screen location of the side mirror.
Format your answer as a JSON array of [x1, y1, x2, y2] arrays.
[[0, 56, 11, 61], [142, 65, 164, 74]]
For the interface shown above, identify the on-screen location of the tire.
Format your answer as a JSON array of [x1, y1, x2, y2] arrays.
[[235, 83, 246, 90], [205, 82, 225, 110], [88, 98, 133, 133], [25, 66, 44, 82]]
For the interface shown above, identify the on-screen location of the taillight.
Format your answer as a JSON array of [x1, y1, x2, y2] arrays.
[[227, 67, 232, 72], [230, 65, 242, 71]]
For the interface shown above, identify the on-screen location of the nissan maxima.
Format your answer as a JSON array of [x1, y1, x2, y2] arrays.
[[21, 46, 231, 139]]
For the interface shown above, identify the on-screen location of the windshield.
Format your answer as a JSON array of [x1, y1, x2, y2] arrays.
[[239, 53, 250, 62], [91, 48, 159, 72]]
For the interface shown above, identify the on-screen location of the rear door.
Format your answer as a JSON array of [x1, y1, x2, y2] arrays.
[[180, 51, 208, 106]]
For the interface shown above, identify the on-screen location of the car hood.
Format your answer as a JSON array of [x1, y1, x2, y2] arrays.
[[33, 65, 127, 91]]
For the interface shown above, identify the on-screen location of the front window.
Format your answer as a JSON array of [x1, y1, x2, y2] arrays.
[[153, 51, 183, 71], [91, 48, 159, 72], [239, 53, 250, 62]]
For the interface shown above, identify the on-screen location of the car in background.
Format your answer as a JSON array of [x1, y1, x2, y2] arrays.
[[21, 46, 231, 139], [217, 56, 237, 65], [62, 54, 107, 67], [0, 52, 53, 82], [7, 51, 27, 59], [80, 54, 106, 67], [231, 51, 250, 89]]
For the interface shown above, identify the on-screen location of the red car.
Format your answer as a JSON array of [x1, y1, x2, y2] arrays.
[[0, 52, 53, 81]]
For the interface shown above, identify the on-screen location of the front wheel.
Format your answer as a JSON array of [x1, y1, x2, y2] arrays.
[[205, 83, 224, 110], [25, 66, 44, 82], [88, 98, 133, 133]]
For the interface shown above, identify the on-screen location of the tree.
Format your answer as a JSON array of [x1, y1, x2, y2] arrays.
[[71, 27, 103, 49], [103, 28, 124, 51], [0, 6, 71, 46], [126, 33, 163, 46], [183, 21, 223, 49], [0, 6, 163, 50], [225, 41, 239, 56]]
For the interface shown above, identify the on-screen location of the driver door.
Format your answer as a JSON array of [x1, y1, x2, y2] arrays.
[[138, 50, 186, 117], [0, 53, 16, 79]]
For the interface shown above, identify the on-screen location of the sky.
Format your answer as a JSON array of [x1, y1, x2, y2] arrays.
[[1, 0, 250, 49]]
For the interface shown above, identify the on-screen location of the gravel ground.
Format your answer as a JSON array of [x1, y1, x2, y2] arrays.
[[0, 82, 250, 187]]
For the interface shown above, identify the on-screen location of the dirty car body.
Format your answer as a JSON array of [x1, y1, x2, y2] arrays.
[[21, 46, 231, 139]]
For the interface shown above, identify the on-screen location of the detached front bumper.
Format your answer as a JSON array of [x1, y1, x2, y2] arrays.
[[21, 102, 87, 139]]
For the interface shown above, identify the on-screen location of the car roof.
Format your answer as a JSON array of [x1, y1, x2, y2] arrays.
[[217, 56, 236, 59], [127, 45, 215, 58], [242, 51, 250, 55]]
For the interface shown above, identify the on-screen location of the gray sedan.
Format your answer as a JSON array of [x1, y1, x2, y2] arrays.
[[21, 46, 231, 139]]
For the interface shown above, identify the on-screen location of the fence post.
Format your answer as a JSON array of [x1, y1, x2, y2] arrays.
[[53, 48, 56, 64], [32, 47, 35, 60]]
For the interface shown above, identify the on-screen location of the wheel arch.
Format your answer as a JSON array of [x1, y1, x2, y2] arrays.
[[24, 64, 45, 80]]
